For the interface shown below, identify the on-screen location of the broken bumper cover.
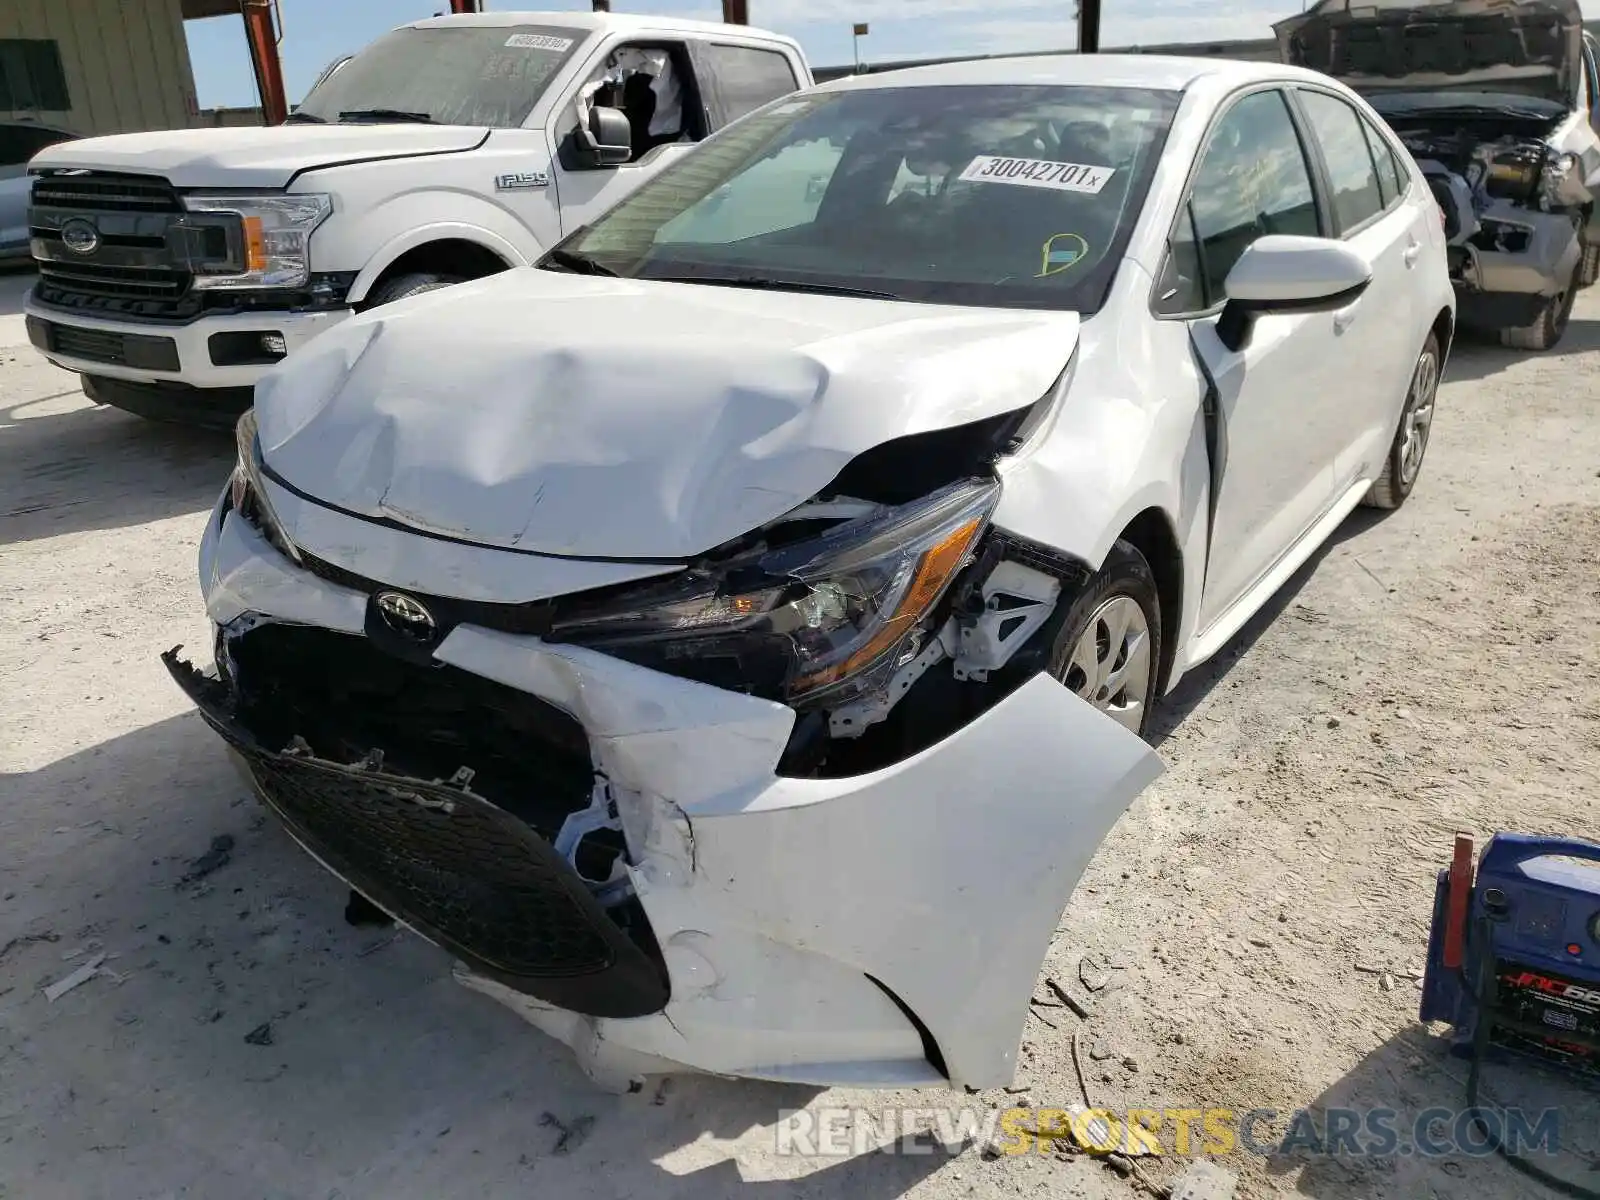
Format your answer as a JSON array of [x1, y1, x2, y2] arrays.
[[178, 500, 1163, 1090], [1454, 209, 1581, 297], [163, 654, 671, 1019]]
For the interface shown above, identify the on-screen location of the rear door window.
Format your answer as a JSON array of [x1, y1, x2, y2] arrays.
[[699, 43, 800, 127]]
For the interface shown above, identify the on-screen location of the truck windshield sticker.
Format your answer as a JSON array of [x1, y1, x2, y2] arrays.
[[505, 33, 575, 51], [959, 156, 1115, 195]]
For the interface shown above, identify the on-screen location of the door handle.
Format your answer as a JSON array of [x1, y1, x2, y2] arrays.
[[1403, 241, 1422, 267]]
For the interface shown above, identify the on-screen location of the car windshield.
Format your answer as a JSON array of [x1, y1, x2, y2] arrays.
[[558, 83, 1181, 313], [292, 24, 584, 127]]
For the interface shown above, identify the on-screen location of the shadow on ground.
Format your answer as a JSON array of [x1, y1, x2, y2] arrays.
[[1250, 1023, 1600, 1199], [0, 391, 232, 542], [1439, 319, 1600, 385], [1147, 506, 1389, 747], [0, 712, 953, 1198]]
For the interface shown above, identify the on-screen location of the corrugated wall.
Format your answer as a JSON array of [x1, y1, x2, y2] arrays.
[[0, 0, 199, 135]]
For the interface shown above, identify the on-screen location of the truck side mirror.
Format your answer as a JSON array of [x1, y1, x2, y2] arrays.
[[578, 106, 633, 168]]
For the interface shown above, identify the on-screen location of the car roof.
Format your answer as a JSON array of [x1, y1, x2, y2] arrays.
[[812, 52, 1327, 94], [408, 9, 800, 47]]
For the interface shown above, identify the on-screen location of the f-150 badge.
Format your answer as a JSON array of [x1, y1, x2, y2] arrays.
[[496, 172, 550, 190]]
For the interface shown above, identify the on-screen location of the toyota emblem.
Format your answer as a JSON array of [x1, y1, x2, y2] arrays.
[[374, 591, 437, 642], [59, 218, 100, 255]]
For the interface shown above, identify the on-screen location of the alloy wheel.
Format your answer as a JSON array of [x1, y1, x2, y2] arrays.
[[1398, 347, 1438, 488], [1060, 594, 1152, 734]]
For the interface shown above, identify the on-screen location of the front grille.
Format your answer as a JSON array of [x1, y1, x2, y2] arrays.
[[251, 749, 620, 978], [37, 259, 190, 303], [31, 171, 196, 318], [165, 627, 672, 1017], [31, 172, 181, 213]]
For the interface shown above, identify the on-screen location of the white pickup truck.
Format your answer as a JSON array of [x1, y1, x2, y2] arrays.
[[22, 11, 811, 426]]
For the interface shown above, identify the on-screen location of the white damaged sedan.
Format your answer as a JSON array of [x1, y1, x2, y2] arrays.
[[166, 54, 1453, 1091]]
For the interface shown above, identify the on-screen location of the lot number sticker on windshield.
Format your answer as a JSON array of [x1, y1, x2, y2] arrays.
[[959, 156, 1114, 194], [505, 33, 574, 51]]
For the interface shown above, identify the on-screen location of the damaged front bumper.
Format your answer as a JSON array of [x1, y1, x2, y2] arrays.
[[1452, 206, 1581, 304], [170, 497, 1162, 1091]]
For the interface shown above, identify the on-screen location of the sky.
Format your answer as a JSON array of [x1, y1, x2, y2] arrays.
[[183, 0, 1323, 110]]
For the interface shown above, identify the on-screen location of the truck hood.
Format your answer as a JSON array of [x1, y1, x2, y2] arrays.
[[254, 269, 1081, 561], [27, 124, 488, 191], [1274, 0, 1583, 108]]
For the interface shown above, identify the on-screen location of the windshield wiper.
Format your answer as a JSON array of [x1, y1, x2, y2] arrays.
[[648, 273, 900, 300], [338, 108, 436, 124], [283, 111, 325, 124], [541, 248, 619, 277]]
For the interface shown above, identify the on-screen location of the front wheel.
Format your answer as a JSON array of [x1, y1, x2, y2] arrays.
[[1362, 332, 1440, 511], [364, 271, 468, 307], [1498, 263, 1579, 351], [1047, 540, 1162, 740]]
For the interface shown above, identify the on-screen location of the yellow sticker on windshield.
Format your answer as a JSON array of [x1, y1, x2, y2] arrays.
[[1038, 232, 1089, 277]]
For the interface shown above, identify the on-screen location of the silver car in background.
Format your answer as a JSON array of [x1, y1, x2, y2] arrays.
[[1, 121, 77, 265]]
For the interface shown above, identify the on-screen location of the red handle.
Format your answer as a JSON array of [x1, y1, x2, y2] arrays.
[[1441, 832, 1475, 971]]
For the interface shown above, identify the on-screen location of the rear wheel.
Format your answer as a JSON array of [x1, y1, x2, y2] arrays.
[[1047, 540, 1162, 740], [1362, 333, 1439, 511]]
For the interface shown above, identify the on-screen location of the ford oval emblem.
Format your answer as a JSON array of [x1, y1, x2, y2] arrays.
[[60, 218, 100, 255], [374, 590, 437, 642]]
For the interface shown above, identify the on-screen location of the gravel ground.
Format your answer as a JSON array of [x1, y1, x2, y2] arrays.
[[3, 266, 1599, 1200]]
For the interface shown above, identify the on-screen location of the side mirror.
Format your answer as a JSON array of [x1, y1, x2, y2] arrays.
[[577, 105, 632, 168], [1216, 235, 1371, 352]]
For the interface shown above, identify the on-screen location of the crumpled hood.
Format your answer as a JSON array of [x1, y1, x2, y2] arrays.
[[27, 124, 487, 190], [255, 269, 1080, 560], [1275, 0, 1583, 106]]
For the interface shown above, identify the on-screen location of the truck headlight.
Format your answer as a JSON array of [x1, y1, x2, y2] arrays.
[[550, 478, 999, 708], [183, 193, 332, 290]]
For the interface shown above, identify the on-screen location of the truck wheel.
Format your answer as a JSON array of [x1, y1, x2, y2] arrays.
[[1581, 238, 1600, 289], [1499, 267, 1578, 351], [365, 272, 467, 307]]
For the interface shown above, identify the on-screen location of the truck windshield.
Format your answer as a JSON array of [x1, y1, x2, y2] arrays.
[[292, 24, 584, 128], [556, 84, 1180, 314]]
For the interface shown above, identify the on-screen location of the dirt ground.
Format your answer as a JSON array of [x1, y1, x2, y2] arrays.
[[3, 263, 1599, 1200]]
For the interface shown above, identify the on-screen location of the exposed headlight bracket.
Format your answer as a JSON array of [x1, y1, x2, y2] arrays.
[[952, 560, 1063, 682]]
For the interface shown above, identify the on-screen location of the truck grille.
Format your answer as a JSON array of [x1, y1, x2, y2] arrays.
[[30, 171, 197, 319], [30, 172, 182, 213]]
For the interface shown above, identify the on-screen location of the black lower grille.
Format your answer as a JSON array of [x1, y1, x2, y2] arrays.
[[161, 631, 671, 1017], [253, 749, 618, 977], [26, 316, 179, 371]]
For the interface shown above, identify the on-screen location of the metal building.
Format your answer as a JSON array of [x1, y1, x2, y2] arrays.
[[0, 0, 246, 136]]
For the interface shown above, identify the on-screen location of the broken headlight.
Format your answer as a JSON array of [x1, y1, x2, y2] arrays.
[[228, 408, 302, 565], [550, 477, 999, 708]]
